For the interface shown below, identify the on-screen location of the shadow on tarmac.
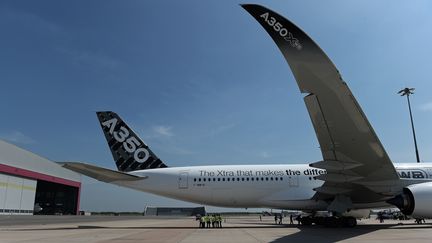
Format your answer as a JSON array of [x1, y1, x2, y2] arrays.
[[271, 223, 432, 243]]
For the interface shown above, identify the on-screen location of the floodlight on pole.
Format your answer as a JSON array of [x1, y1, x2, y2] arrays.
[[397, 87, 420, 163]]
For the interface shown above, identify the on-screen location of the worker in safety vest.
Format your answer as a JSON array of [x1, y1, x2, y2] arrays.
[[199, 216, 205, 228], [218, 214, 223, 228], [205, 215, 211, 228], [215, 214, 220, 228]]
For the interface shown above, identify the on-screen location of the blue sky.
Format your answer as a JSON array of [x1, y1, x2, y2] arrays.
[[1, 0, 431, 212]]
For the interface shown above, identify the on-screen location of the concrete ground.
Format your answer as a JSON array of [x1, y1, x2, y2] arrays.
[[1, 215, 431, 243]]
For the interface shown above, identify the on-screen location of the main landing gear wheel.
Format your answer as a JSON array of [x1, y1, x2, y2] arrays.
[[323, 217, 357, 227], [300, 217, 313, 226], [343, 217, 357, 227]]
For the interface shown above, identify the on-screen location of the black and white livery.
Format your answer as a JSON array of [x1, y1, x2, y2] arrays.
[[97, 111, 167, 172]]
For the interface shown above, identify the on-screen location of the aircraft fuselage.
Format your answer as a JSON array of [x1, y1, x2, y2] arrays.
[[114, 163, 432, 210]]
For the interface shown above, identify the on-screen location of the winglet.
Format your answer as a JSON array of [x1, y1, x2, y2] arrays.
[[241, 4, 340, 94], [242, 4, 399, 183]]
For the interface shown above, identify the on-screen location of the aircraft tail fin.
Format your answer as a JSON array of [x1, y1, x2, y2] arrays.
[[96, 111, 168, 172]]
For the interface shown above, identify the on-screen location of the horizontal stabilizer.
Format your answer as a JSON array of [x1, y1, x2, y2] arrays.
[[59, 162, 145, 183]]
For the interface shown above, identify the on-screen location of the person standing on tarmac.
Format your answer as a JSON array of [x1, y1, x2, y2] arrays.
[[206, 215, 211, 228], [211, 215, 216, 228], [199, 216, 205, 228], [218, 214, 223, 228], [202, 215, 207, 228]]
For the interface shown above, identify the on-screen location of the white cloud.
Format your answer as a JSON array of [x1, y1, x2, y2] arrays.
[[153, 125, 174, 137], [419, 102, 432, 111], [0, 131, 35, 144]]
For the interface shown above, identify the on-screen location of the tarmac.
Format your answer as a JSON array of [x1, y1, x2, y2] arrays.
[[1, 215, 432, 243]]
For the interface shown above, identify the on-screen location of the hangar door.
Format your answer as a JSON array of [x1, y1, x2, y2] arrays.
[[0, 173, 36, 215], [34, 180, 79, 215]]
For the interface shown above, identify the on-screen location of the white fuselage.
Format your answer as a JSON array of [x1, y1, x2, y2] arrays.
[[114, 163, 432, 210]]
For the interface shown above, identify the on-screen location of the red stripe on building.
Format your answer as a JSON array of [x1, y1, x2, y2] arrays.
[[0, 163, 81, 188]]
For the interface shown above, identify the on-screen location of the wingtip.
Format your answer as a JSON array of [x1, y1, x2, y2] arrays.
[[240, 3, 263, 9], [96, 111, 116, 116]]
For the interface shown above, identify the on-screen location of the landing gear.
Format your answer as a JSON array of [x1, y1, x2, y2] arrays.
[[299, 216, 357, 227], [342, 216, 357, 227]]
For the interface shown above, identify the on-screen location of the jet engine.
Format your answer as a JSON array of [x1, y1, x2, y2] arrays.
[[388, 182, 432, 218]]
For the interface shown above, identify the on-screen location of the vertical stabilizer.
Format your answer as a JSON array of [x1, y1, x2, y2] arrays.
[[96, 111, 168, 172]]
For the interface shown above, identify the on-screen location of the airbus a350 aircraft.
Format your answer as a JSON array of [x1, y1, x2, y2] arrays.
[[63, 4, 432, 227]]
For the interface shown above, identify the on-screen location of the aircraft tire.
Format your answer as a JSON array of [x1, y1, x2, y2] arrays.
[[300, 217, 313, 226], [323, 217, 339, 227], [343, 217, 357, 227]]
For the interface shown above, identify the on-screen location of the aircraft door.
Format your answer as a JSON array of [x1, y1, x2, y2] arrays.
[[178, 172, 188, 189], [288, 175, 299, 187]]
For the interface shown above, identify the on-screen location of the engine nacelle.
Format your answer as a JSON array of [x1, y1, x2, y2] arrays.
[[388, 182, 432, 218]]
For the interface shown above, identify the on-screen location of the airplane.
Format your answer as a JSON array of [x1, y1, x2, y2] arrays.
[[62, 4, 432, 227]]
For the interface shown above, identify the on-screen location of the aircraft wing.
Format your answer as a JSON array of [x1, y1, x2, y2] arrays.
[[242, 4, 400, 208], [60, 162, 145, 183]]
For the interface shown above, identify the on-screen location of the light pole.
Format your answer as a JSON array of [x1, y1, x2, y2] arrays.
[[397, 87, 420, 163]]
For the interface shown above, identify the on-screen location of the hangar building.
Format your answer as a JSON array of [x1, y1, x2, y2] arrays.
[[0, 140, 81, 215]]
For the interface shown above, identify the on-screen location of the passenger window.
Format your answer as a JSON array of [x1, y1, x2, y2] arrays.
[[204, 178, 206, 181], [241, 178, 245, 181], [265, 177, 269, 181], [218, 178, 220, 181], [199, 178, 201, 182], [237, 178, 240, 181], [194, 178, 196, 182]]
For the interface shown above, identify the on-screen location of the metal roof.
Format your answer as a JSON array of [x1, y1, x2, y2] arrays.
[[0, 140, 81, 183]]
